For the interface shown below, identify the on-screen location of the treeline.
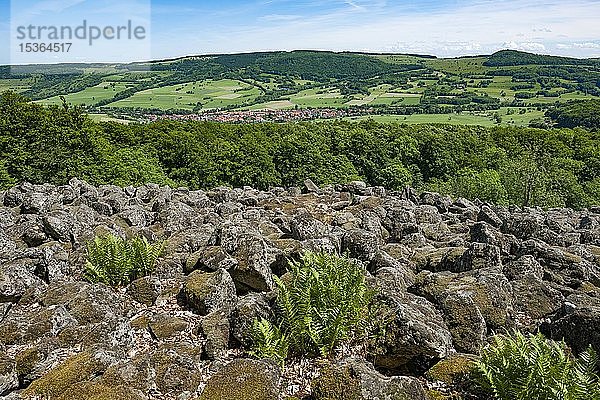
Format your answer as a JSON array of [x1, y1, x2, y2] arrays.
[[547, 100, 600, 129], [2, 91, 600, 209], [484, 50, 600, 67]]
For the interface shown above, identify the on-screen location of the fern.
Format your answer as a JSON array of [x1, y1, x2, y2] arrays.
[[274, 252, 373, 358], [475, 331, 600, 400], [250, 318, 289, 367], [84, 234, 164, 287]]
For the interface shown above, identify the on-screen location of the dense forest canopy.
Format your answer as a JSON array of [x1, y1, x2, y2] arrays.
[[546, 100, 600, 129], [2, 91, 600, 209]]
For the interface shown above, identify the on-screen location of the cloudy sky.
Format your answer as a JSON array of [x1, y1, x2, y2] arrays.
[[1, 0, 600, 64]]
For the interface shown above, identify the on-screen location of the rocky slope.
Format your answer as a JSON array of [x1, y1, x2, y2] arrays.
[[1, 179, 600, 399]]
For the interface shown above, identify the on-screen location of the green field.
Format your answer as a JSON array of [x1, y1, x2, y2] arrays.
[[344, 113, 497, 126], [38, 82, 134, 106], [109, 79, 261, 110], [2, 49, 600, 127]]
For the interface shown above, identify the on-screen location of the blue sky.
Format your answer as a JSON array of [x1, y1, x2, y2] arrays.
[[1, 0, 600, 64]]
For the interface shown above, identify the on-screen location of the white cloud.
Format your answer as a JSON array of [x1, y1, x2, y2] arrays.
[[503, 41, 547, 52], [162, 0, 600, 58]]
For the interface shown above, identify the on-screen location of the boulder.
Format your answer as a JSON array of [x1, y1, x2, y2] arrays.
[[370, 292, 454, 372], [411, 267, 514, 339], [199, 359, 280, 400], [127, 276, 162, 306], [200, 310, 230, 359], [289, 209, 328, 240], [148, 313, 188, 340], [342, 229, 379, 262], [541, 293, 600, 354], [230, 293, 272, 347], [0, 352, 18, 396], [185, 246, 238, 273], [22, 349, 116, 399], [181, 269, 237, 315]]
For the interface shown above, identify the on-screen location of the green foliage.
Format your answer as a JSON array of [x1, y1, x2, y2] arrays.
[[275, 252, 372, 357], [249, 318, 289, 367], [84, 235, 165, 287], [5, 92, 600, 209], [475, 331, 600, 400], [484, 50, 600, 67], [547, 100, 600, 129]]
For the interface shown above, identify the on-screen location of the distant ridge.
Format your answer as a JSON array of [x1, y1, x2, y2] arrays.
[[484, 49, 600, 67], [3, 49, 600, 69]]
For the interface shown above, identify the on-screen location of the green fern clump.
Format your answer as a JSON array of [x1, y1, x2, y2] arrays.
[[249, 318, 289, 367], [475, 331, 600, 400], [84, 234, 165, 287], [274, 251, 372, 358]]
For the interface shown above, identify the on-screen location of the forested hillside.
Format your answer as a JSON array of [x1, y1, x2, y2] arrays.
[[2, 50, 600, 127], [2, 91, 600, 209]]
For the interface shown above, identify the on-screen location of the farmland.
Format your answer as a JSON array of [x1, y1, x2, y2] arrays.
[[1, 49, 600, 126]]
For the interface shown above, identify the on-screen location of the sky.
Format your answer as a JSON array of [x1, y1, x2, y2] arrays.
[[1, 0, 600, 64]]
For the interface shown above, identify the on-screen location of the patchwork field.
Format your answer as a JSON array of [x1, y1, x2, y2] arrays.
[[108, 79, 261, 110], [38, 82, 134, 106], [2, 49, 600, 127]]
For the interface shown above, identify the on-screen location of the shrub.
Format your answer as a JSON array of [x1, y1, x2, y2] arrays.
[[84, 235, 164, 287], [275, 252, 372, 357], [475, 331, 600, 400], [249, 318, 289, 367]]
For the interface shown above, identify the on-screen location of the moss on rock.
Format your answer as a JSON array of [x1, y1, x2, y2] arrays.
[[199, 359, 280, 400], [311, 364, 362, 400], [148, 314, 188, 339], [426, 354, 477, 385], [22, 351, 110, 399], [15, 347, 40, 377], [55, 381, 143, 400]]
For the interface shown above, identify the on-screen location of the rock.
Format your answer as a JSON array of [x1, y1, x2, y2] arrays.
[[459, 242, 502, 272], [229, 234, 278, 293], [119, 207, 154, 228], [42, 211, 75, 242], [342, 229, 379, 262], [304, 179, 320, 193], [420, 192, 452, 213], [436, 291, 487, 354], [478, 205, 503, 227], [22, 349, 116, 399], [311, 362, 362, 400], [517, 239, 597, 288], [411, 247, 467, 273], [470, 221, 514, 256], [512, 276, 564, 323], [181, 269, 237, 315], [541, 294, 600, 354], [313, 358, 429, 400], [55, 381, 144, 400], [0, 352, 18, 396], [149, 313, 189, 340], [200, 311, 230, 359], [230, 293, 272, 347], [21, 191, 51, 214], [371, 292, 454, 372], [426, 353, 477, 386], [185, 246, 237, 273], [0, 260, 45, 303], [411, 267, 514, 340], [289, 209, 328, 240], [199, 359, 280, 400], [14, 347, 41, 385], [127, 276, 162, 306], [20, 217, 48, 247], [503, 255, 543, 281], [164, 225, 216, 255], [148, 343, 203, 395]]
